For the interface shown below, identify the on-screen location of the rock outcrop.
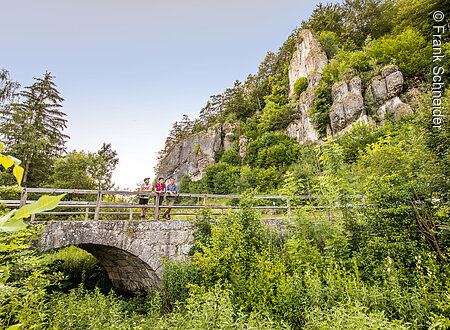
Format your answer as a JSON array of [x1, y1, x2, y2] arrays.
[[328, 66, 412, 133], [286, 31, 414, 142], [158, 32, 415, 182], [288, 29, 328, 98], [329, 77, 366, 134], [286, 29, 327, 144], [369, 65, 413, 124], [157, 127, 222, 181]]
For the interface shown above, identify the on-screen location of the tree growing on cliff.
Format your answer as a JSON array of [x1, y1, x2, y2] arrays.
[[0, 72, 68, 186]]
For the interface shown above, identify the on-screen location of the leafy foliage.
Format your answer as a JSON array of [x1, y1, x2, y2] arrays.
[[368, 28, 431, 77], [293, 77, 308, 98]]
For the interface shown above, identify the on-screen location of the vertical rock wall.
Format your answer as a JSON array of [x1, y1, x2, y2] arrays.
[[157, 127, 222, 181], [286, 30, 413, 142], [286, 29, 327, 144]]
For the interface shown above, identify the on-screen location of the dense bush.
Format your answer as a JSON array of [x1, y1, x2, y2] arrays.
[[293, 77, 308, 98], [47, 286, 146, 329], [309, 79, 332, 137], [317, 31, 340, 59], [368, 28, 431, 77], [246, 132, 301, 169], [258, 101, 296, 132], [220, 149, 241, 166]]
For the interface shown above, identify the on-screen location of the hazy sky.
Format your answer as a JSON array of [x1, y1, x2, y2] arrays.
[[2, 0, 329, 190]]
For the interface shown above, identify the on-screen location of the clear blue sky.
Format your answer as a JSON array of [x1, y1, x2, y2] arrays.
[[2, 0, 329, 190]]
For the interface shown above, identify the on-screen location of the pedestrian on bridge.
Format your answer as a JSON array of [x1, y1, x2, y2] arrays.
[[139, 178, 152, 220], [154, 177, 166, 219], [163, 177, 178, 220]]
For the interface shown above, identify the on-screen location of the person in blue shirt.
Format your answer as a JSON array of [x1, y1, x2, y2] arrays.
[[163, 177, 178, 220]]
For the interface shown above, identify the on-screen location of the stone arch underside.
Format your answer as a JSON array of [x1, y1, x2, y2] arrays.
[[79, 243, 159, 291], [34, 220, 194, 292]]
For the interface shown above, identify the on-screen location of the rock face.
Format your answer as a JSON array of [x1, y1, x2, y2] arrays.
[[328, 66, 412, 133], [158, 32, 415, 181], [157, 127, 222, 181], [286, 29, 327, 144], [285, 84, 320, 144], [288, 29, 328, 98], [367, 65, 413, 126], [238, 135, 248, 159], [286, 33, 413, 142], [222, 122, 235, 151], [329, 77, 366, 134]]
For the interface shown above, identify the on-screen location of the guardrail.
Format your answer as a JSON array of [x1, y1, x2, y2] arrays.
[[0, 187, 366, 221]]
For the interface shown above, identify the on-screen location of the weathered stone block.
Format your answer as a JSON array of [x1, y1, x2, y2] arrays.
[[371, 77, 388, 106], [385, 71, 404, 99]]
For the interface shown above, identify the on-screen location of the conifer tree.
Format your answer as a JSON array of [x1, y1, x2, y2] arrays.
[[0, 72, 68, 186]]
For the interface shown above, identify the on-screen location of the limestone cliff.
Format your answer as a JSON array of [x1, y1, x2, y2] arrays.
[[286, 30, 413, 143], [157, 127, 222, 181], [286, 29, 327, 144], [158, 30, 414, 182]]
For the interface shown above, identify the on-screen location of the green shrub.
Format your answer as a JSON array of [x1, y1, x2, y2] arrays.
[[189, 218, 213, 256], [293, 77, 308, 98], [246, 132, 301, 170], [368, 28, 431, 77], [336, 121, 385, 163], [220, 149, 241, 166], [309, 80, 332, 138], [335, 49, 374, 74], [156, 284, 288, 329], [304, 304, 409, 329], [192, 196, 288, 313], [257, 166, 281, 192], [161, 260, 198, 311], [258, 101, 296, 132], [317, 31, 340, 59], [204, 162, 241, 194]]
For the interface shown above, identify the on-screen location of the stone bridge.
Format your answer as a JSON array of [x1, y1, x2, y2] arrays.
[[34, 220, 194, 292]]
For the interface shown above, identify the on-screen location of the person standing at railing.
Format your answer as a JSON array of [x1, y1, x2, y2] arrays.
[[163, 177, 178, 220], [154, 177, 166, 219], [139, 178, 152, 220]]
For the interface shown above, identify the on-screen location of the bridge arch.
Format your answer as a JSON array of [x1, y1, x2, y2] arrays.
[[34, 220, 194, 291]]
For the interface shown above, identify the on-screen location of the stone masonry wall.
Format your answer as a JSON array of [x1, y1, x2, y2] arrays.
[[35, 220, 194, 291]]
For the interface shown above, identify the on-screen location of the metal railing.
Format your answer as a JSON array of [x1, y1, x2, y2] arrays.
[[0, 187, 296, 221], [1, 187, 367, 221]]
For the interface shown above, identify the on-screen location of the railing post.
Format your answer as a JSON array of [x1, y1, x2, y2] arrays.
[[94, 191, 102, 221], [19, 188, 27, 207], [85, 208, 89, 221], [154, 194, 160, 221], [129, 207, 133, 221], [203, 195, 207, 206]]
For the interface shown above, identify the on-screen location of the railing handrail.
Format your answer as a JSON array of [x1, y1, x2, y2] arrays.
[[1, 186, 367, 200], [0, 187, 368, 221]]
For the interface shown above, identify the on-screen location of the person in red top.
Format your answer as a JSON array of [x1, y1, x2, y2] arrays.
[[154, 177, 166, 219]]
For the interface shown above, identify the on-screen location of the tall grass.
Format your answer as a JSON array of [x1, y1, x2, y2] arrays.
[[42, 246, 111, 291]]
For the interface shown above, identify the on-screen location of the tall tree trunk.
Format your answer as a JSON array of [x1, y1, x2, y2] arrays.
[[22, 152, 32, 187]]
